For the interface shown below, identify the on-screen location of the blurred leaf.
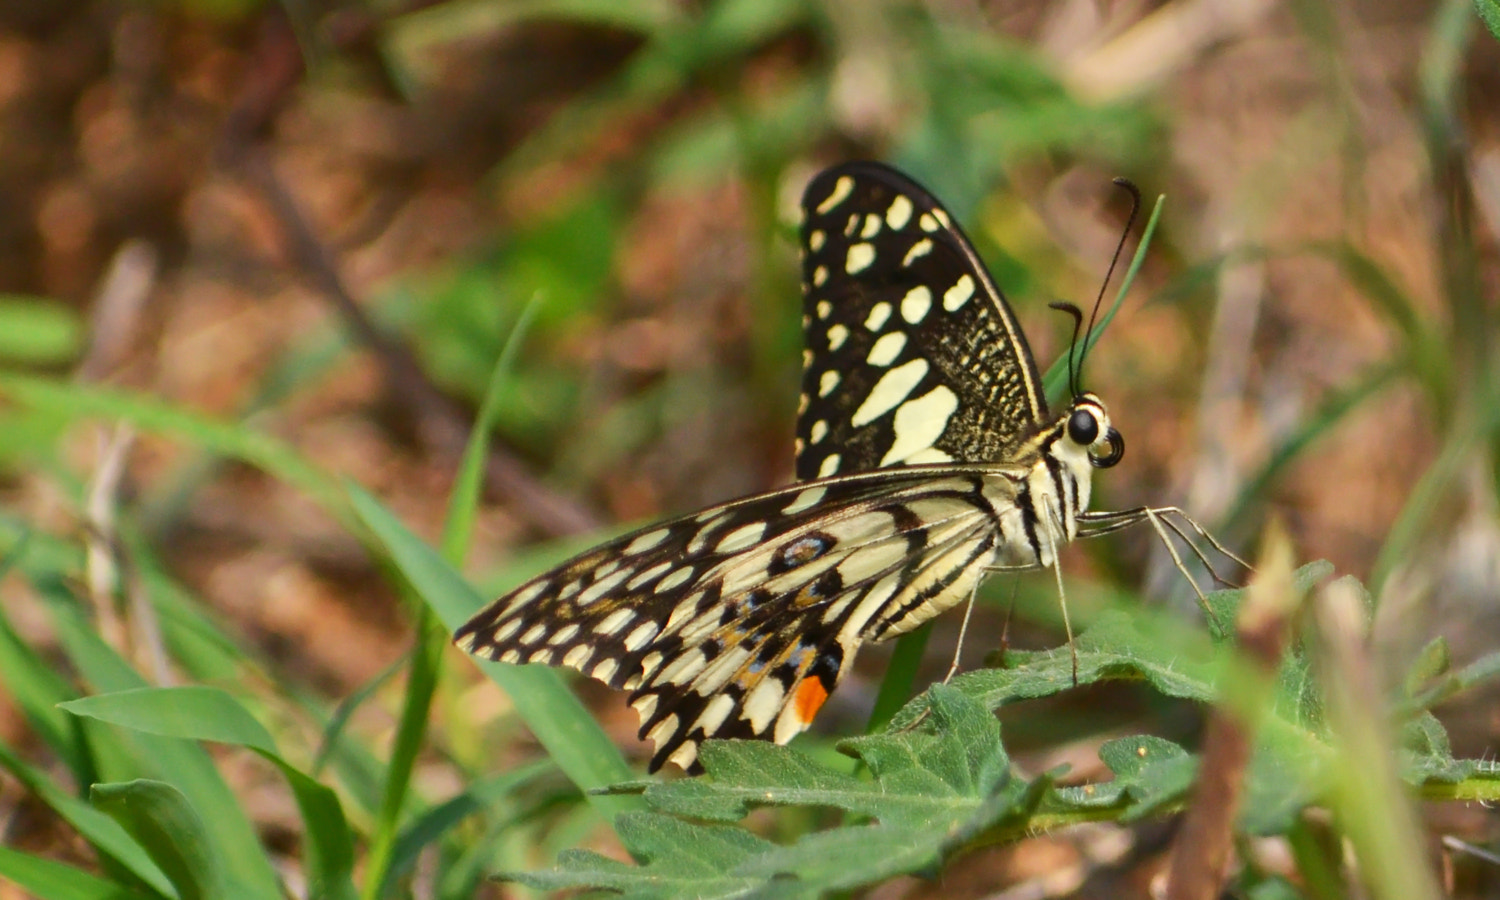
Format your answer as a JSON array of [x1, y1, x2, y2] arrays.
[[92, 780, 225, 900], [0, 295, 82, 364], [61, 687, 357, 900], [0, 375, 348, 529], [348, 483, 643, 818], [0, 846, 157, 900], [38, 583, 284, 898], [0, 743, 176, 897], [61, 687, 277, 753]]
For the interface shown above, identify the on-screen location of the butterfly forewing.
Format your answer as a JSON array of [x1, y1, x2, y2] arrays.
[[797, 161, 1049, 479], [454, 464, 1023, 770]]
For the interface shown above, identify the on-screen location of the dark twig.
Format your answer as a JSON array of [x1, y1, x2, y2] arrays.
[[218, 12, 600, 538]]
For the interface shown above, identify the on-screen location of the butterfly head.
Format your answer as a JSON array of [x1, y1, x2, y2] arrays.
[[1063, 392, 1124, 469]]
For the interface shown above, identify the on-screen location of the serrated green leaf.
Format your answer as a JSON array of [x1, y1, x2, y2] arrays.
[[558, 686, 1030, 897], [510, 812, 786, 900], [1476, 0, 1500, 42], [92, 780, 224, 900]]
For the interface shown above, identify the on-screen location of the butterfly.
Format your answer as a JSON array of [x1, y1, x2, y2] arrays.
[[455, 161, 1238, 772]]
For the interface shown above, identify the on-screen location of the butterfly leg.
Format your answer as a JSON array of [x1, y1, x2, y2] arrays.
[[942, 576, 983, 685], [1040, 495, 1079, 684]]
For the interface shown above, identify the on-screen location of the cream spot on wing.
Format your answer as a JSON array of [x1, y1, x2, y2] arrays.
[[919, 212, 939, 232], [562, 645, 593, 669], [520, 623, 548, 645], [716, 521, 768, 554], [864, 302, 891, 331], [886, 195, 913, 229], [658, 648, 707, 685], [903, 447, 954, 464], [845, 243, 875, 274], [943, 274, 976, 311], [743, 677, 786, 734], [814, 265, 828, 286], [903, 239, 933, 266], [818, 453, 841, 477], [844, 214, 859, 236], [641, 651, 665, 679], [577, 569, 630, 606], [528, 648, 554, 664], [827, 324, 849, 351], [901, 286, 932, 323], [815, 175, 853, 213], [861, 214, 881, 239], [816, 300, 832, 319], [810, 420, 828, 443], [655, 566, 695, 593], [794, 437, 805, 456], [802, 349, 813, 368], [632, 693, 658, 722], [626, 561, 672, 590], [668, 743, 698, 771], [499, 649, 522, 664], [624, 620, 661, 652], [782, 485, 827, 514], [547, 623, 580, 645], [933, 208, 951, 228], [851, 358, 930, 426], [626, 528, 671, 555], [819, 370, 840, 397], [491, 618, 523, 642], [591, 658, 619, 683], [500, 580, 549, 617], [797, 393, 809, 414], [836, 540, 910, 585], [694, 693, 737, 735], [866, 331, 907, 367], [808, 229, 826, 251], [645, 713, 679, 748], [880, 385, 960, 466], [596, 608, 635, 636], [665, 593, 702, 631]]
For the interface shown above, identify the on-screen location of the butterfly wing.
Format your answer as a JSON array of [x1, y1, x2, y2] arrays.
[[797, 161, 1049, 479], [455, 465, 1022, 770]]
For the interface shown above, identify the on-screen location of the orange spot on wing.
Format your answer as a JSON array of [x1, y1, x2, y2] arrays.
[[792, 677, 829, 726]]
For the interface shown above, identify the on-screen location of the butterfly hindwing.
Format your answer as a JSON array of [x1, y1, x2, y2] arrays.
[[455, 464, 1022, 770], [797, 161, 1050, 479]]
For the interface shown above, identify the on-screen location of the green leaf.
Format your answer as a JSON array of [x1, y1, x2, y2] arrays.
[[0, 846, 157, 900], [37, 588, 286, 899], [511, 813, 792, 900], [1476, 0, 1500, 42], [552, 686, 1034, 896], [91, 780, 225, 900], [0, 295, 83, 363], [60, 687, 356, 900], [60, 687, 277, 753], [0, 742, 176, 897]]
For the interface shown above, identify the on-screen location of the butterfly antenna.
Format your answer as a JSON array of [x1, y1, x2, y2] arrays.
[[1078, 177, 1143, 381], [1048, 301, 1084, 399]]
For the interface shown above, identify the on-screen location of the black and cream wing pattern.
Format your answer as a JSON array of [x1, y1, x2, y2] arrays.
[[795, 161, 1049, 479], [457, 161, 1077, 773]]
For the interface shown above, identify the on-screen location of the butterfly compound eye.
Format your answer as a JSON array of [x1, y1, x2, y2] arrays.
[[1067, 408, 1099, 446]]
